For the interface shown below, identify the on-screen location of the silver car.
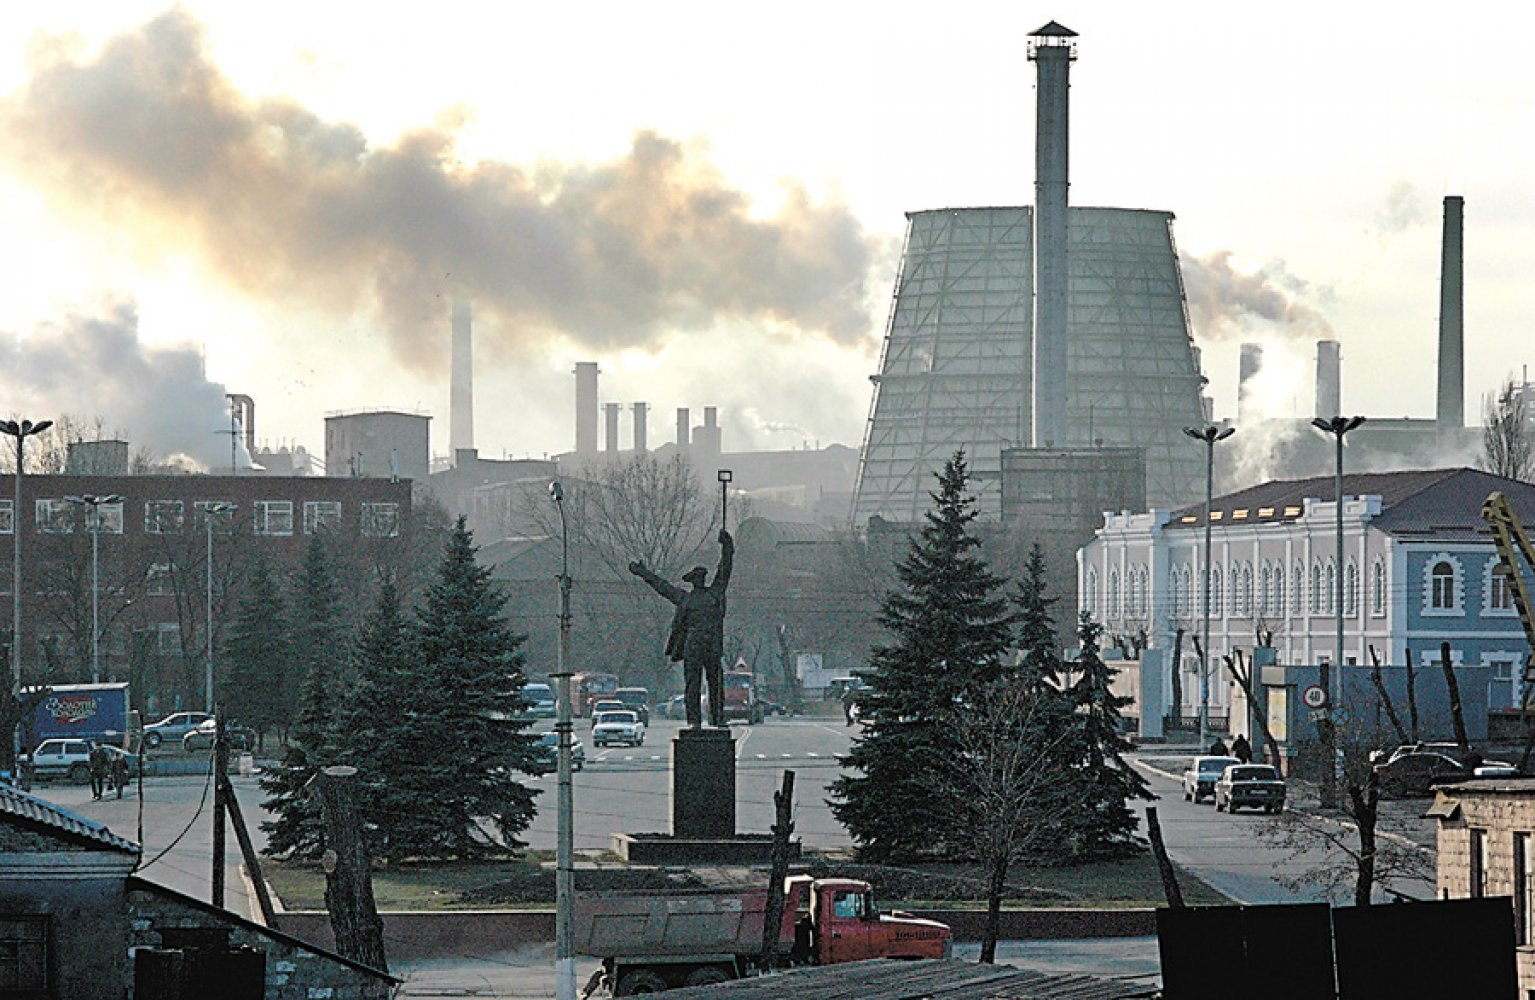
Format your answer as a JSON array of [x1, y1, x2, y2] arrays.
[[1182, 755, 1242, 803], [143, 711, 212, 749]]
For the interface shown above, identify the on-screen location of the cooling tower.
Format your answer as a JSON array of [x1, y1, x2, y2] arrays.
[[1316, 340, 1341, 418], [573, 362, 600, 456], [1437, 196, 1465, 430], [450, 295, 474, 455], [1029, 22, 1076, 448], [851, 206, 1207, 522]]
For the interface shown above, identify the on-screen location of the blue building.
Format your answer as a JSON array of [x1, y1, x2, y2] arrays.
[[1079, 468, 1535, 735]]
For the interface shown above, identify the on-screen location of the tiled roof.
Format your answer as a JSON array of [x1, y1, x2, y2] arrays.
[[0, 783, 139, 853], [1165, 468, 1535, 539], [659, 958, 1157, 999]]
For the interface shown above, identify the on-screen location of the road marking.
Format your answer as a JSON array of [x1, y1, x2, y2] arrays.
[[807, 752, 820, 758], [756, 754, 767, 759]]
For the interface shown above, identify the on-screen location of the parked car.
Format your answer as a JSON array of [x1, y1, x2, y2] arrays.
[[1214, 764, 1287, 814], [20, 740, 139, 784], [520, 683, 557, 719], [142, 711, 213, 749], [590, 699, 626, 726], [533, 731, 585, 772], [181, 719, 256, 753], [614, 687, 651, 725], [1373, 750, 1514, 798], [1182, 756, 1242, 803], [592, 710, 645, 747], [824, 677, 868, 702], [662, 694, 689, 720]]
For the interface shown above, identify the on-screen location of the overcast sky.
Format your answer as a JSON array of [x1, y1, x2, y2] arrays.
[[1, 3, 1530, 468]]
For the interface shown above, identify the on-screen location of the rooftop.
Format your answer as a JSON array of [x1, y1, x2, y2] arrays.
[[0, 783, 139, 853]]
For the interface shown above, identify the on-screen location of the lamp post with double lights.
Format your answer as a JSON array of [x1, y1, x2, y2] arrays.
[[2, 419, 52, 699], [548, 481, 575, 1000], [64, 495, 122, 683], [1183, 424, 1235, 752], [203, 503, 237, 714], [1311, 415, 1365, 809]]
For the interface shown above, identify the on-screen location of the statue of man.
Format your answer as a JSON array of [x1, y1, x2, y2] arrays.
[[629, 530, 734, 728]]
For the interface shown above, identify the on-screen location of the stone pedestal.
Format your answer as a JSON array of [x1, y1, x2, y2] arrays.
[[671, 728, 735, 839]]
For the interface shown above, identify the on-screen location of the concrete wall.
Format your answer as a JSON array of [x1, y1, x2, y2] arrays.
[[1434, 783, 1535, 994]]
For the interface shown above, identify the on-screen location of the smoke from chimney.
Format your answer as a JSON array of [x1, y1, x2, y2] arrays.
[[0, 10, 883, 375], [1237, 344, 1263, 425], [1181, 251, 1333, 342]]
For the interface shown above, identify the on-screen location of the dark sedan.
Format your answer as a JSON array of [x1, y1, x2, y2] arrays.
[[1373, 750, 1512, 798], [1214, 764, 1286, 814]]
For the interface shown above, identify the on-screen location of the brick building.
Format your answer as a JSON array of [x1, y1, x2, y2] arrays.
[[1431, 777, 1535, 993], [0, 474, 412, 715]]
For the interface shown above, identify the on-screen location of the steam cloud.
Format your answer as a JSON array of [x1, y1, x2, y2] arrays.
[[1375, 180, 1425, 235], [3, 301, 232, 466], [1, 11, 882, 372], [1181, 251, 1333, 341]]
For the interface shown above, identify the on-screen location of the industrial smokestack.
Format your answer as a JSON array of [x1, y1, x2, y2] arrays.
[[574, 362, 600, 456], [1029, 21, 1077, 449], [633, 402, 648, 452], [604, 402, 620, 453], [226, 393, 255, 454], [676, 407, 690, 453], [451, 294, 474, 457], [1437, 196, 1465, 430], [1237, 344, 1263, 424], [1315, 340, 1341, 418], [698, 406, 722, 466]]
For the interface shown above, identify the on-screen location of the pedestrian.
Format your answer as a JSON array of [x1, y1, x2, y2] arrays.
[[110, 751, 129, 799], [1231, 733, 1252, 764], [842, 688, 857, 726], [1209, 736, 1229, 757], [87, 742, 108, 800]]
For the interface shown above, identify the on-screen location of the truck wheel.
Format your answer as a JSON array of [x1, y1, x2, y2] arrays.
[[683, 967, 731, 988], [616, 969, 668, 994], [144, 732, 162, 749], [69, 763, 90, 784]]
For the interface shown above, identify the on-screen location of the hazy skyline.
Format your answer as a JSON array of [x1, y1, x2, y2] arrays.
[[1, 4, 1530, 467]]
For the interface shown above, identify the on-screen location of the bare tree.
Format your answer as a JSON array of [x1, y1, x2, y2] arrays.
[[1482, 375, 1535, 482]]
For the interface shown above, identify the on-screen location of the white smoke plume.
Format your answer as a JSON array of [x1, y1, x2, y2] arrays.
[[1181, 251, 1334, 342], [0, 11, 884, 374], [2, 300, 233, 467], [1375, 180, 1426, 235]]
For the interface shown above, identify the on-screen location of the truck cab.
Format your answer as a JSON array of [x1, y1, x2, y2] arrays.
[[796, 876, 951, 966]]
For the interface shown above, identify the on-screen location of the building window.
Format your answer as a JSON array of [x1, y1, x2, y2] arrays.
[[1371, 559, 1387, 617], [145, 500, 185, 535], [1236, 564, 1253, 617], [0, 499, 11, 535], [194, 501, 239, 534], [1323, 562, 1336, 615], [1310, 563, 1322, 614], [1107, 570, 1121, 618], [1210, 567, 1222, 617], [1345, 561, 1359, 618], [0, 916, 48, 990], [1485, 556, 1517, 617], [1275, 565, 1286, 617], [254, 501, 294, 536], [1136, 567, 1150, 617], [362, 502, 401, 538], [1518, 833, 1535, 945], [1471, 829, 1489, 898], [1084, 569, 1098, 616], [1293, 562, 1305, 618], [146, 563, 174, 597], [303, 501, 342, 534], [35, 498, 74, 534], [1423, 555, 1465, 615]]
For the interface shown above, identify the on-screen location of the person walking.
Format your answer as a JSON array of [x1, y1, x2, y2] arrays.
[[1231, 733, 1252, 764], [1209, 736, 1230, 757], [110, 750, 129, 799], [87, 742, 108, 800], [842, 687, 857, 726]]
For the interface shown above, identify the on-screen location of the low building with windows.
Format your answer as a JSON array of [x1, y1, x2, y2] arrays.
[[1078, 468, 1535, 730], [0, 474, 412, 714], [1431, 778, 1535, 995]]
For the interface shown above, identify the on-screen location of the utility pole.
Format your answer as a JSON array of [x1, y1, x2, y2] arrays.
[[550, 481, 576, 1000], [212, 712, 227, 908]]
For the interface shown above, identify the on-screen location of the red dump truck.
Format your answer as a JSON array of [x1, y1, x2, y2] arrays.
[[576, 875, 952, 994]]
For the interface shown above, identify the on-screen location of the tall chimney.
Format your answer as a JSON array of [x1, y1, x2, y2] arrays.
[[1237, 343, 1263, 424], [1029, 22, 1077, 449], [1437, 196, 1465, 430], [573, 362, 600, 456], [1315, 340, 1341, 418], [700, 406, 722, 466], [676, 408, 690, 453], [450, 294, 474, 456], [604, 403, 621, 453], [632, 402, 648, 452]]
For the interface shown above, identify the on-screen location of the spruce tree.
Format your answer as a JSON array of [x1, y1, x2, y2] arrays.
[[334, 578, 423, 862], [829, 451, 1019, 861], [1062, 613, 1152, 858], [403, 517, 541, 859], [221, 557, 289, 749]]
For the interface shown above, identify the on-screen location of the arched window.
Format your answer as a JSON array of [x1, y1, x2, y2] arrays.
[[1275, 565, 1286, 617], [1370, 559, 1386, 616], [1261, 565, 1273, 615], [1239, 564, 1254, 617], [1310, 563, 1322, 614], [1431, 561, 1455, 610], [1293, 562, 1305, 617], [1085, 568, 1099, 615], [1108, 569, 1121, 618], [1345, 560, 1359, 617], [1210, 567, 1223, 617], [1324, 561, 1336, 615]]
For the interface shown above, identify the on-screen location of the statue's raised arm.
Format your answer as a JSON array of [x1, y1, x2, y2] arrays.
[[712, 529, 734, 593]]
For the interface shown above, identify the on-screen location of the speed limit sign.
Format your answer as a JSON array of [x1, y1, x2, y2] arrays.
[[1302, 684, 1328, 709]]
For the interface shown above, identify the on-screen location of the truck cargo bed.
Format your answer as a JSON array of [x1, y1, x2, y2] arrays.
[[574, 886, 796, 959]]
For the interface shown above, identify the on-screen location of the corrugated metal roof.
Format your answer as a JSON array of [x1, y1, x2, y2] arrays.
[[0, 783, 139, 854], [656, 958, 1157, 999]]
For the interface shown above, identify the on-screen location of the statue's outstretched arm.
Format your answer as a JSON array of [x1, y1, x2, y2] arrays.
[[630, 561, 684, 605]]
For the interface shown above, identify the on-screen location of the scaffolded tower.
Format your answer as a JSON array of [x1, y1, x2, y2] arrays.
[[851, 205, 1207, 523]]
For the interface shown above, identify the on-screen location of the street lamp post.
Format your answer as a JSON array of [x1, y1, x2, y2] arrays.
[[203, 503, 237, 714], [1, 419, 52, 700], [1311, 415, 1365, 810], [548, 481, 575, 1000], [64, 494, 123, 683], [1184, 425, 1235, 753]]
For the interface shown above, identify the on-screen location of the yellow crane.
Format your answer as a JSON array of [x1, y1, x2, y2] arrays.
[[1482, 493, 1535, 765]]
